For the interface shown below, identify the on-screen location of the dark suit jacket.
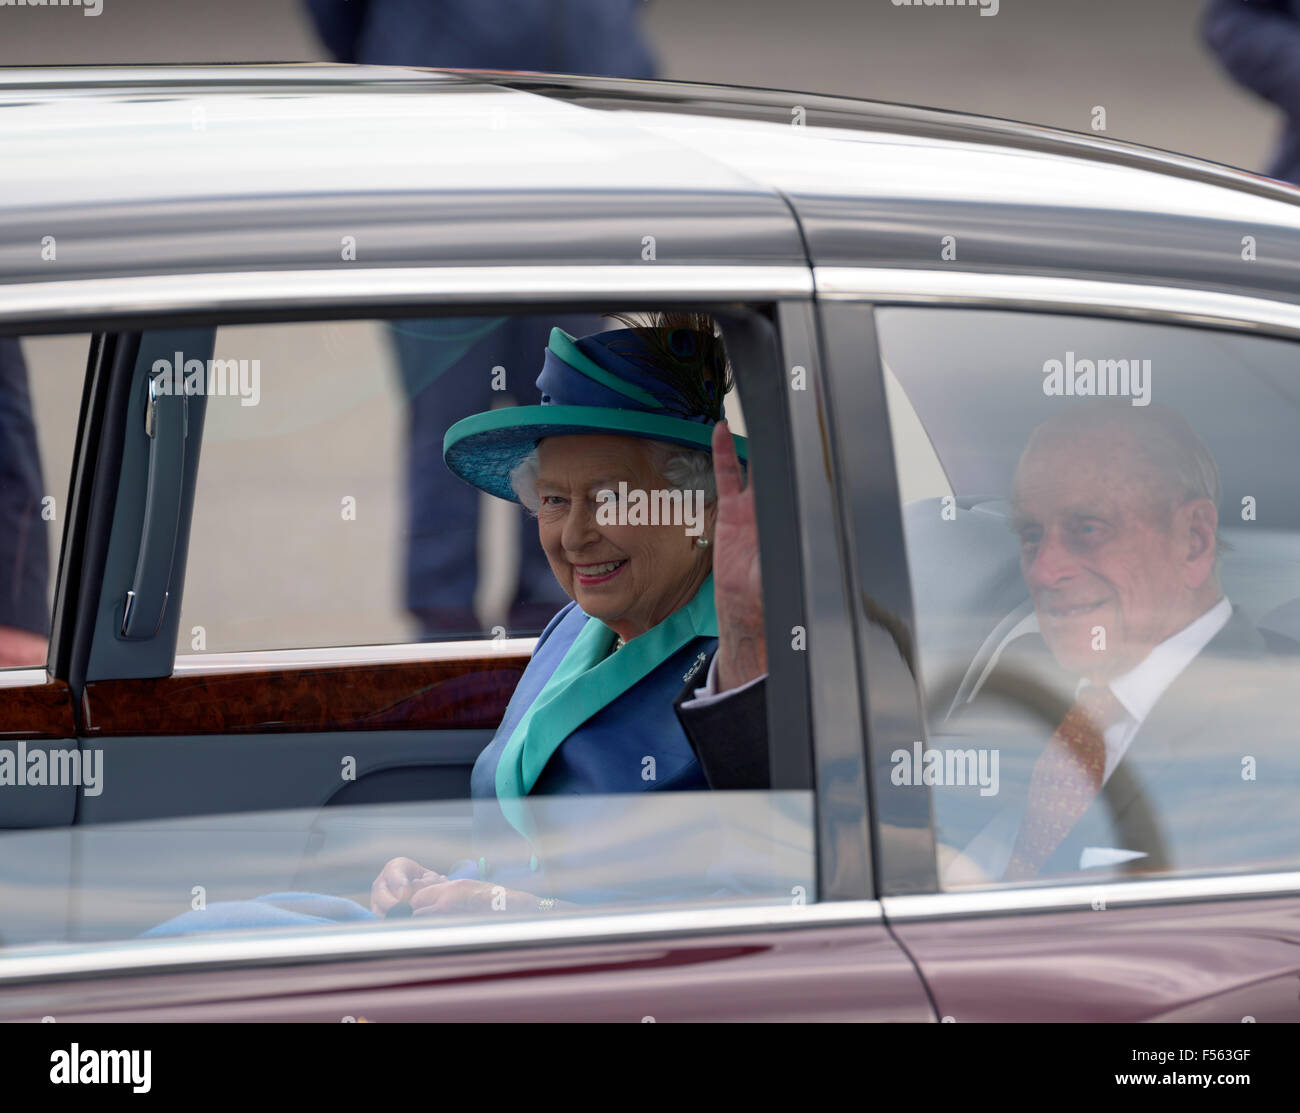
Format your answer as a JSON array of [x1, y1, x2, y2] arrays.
[[951, 608, 1299, 879], [0, 339, 50, 635], [672, 663, 770, 791]]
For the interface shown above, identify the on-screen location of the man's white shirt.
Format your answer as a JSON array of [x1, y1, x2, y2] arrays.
[[1087, 595, 1232, 781]]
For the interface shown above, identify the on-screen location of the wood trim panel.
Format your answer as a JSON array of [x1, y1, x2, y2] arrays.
[[0, 674, 77, 740], [81, 654, 530, 737]]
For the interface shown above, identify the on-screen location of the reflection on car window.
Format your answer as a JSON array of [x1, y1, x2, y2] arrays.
[[0, 795, 814, 947], [879, 308, 1300, 888]]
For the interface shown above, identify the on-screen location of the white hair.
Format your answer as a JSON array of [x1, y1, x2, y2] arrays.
[[509, 437, 719, 515], [1020, 400, 1230, 571]]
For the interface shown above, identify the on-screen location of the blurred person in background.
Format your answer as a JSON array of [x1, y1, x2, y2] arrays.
[[1203, 0, 1300, 184], [305, 0, 655, 74], [304, 0, 658, 637], [0, 339, 50, 667]]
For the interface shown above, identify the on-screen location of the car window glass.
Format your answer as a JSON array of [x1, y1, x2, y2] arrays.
[[878, 306, 1300, 889], [0, 793, 814, 947], [178, 314, 747, 654], [1, 308, 810, 952]]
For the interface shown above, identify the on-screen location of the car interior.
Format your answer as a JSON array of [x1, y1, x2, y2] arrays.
[[880, 307, 1300, 879]]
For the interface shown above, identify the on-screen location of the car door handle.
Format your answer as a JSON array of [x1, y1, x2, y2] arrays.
[[121, 369, 188, 639]]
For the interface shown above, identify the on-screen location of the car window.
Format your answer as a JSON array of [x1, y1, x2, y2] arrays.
[[0, 335, 88, 669], [2, 306, 811, 952], [877, 306, 1300, 889], [177, 314, 748, 653]]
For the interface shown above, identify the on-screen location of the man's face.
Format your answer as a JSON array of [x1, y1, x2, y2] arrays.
[[1012, 425, 1214, 681]]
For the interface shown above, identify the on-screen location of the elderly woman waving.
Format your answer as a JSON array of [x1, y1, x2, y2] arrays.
[[452, 312, 762, 795], [146, 313, 769, 935], [372, 311, 771, 916]]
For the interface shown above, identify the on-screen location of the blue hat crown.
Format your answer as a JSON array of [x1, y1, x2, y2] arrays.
[[537, 317, 731, 425]]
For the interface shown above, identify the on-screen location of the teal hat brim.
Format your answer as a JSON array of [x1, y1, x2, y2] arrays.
[[444, 405, 748, 503]]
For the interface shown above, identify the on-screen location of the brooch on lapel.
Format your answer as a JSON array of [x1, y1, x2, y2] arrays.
[[682, 652, 709, 684]]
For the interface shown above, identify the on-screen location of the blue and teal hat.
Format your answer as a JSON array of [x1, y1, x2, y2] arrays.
[[443, 321, 747, 503]]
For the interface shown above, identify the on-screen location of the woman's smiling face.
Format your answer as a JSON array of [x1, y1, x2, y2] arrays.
[[533, 435, 714, 641]]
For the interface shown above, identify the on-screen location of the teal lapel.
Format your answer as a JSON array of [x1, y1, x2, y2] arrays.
[[496, 574, 718, 801]]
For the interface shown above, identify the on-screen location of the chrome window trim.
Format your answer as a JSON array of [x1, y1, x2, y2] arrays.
[[0, 667, 52, 689], [0, 266, 814, 326], [883, 870, 1300, 921], [816, 267, 1300, 339], [0, 64, 453, 88], [0, 899, 880, 986], [172, 639, 539, 674]]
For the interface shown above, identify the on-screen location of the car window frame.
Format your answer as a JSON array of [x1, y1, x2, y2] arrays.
[[0, 263, 892, 985], [822, 266, 1300, 916]]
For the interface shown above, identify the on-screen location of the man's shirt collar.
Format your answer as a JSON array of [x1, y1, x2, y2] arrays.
[[1079, 595, 1233, 727]]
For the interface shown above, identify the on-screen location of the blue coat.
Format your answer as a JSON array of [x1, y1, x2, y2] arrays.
[[472, 601, 714, 800], [456, 594, 719, 900], [1204, 0, 1300, 183]]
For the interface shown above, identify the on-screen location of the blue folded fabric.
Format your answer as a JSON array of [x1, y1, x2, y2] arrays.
[[142, 892, 375, 936]]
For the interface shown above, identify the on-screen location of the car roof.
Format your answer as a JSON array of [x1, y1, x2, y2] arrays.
[[3, 64, 1300, 301]]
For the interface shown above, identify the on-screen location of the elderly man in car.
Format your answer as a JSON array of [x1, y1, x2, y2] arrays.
[[940, 401, 1296, 882]]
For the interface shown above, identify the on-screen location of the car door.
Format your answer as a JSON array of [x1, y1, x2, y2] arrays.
[[822, 286, 1300, 1022], [0, 274, 934, 1020]]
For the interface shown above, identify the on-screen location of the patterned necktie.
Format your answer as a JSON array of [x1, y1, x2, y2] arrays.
[[1005, 684, 1126, 880]]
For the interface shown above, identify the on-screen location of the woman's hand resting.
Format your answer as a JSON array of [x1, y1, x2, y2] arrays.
[[371, 858, 571, 917], [369, 856, 445, 917], [409, 879, 558, 916]]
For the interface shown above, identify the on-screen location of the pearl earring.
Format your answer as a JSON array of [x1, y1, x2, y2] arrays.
[[695, 536, 711, 548]]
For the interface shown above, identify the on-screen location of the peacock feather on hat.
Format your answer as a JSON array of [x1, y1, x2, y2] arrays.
[[602, 311, 733, 423]]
